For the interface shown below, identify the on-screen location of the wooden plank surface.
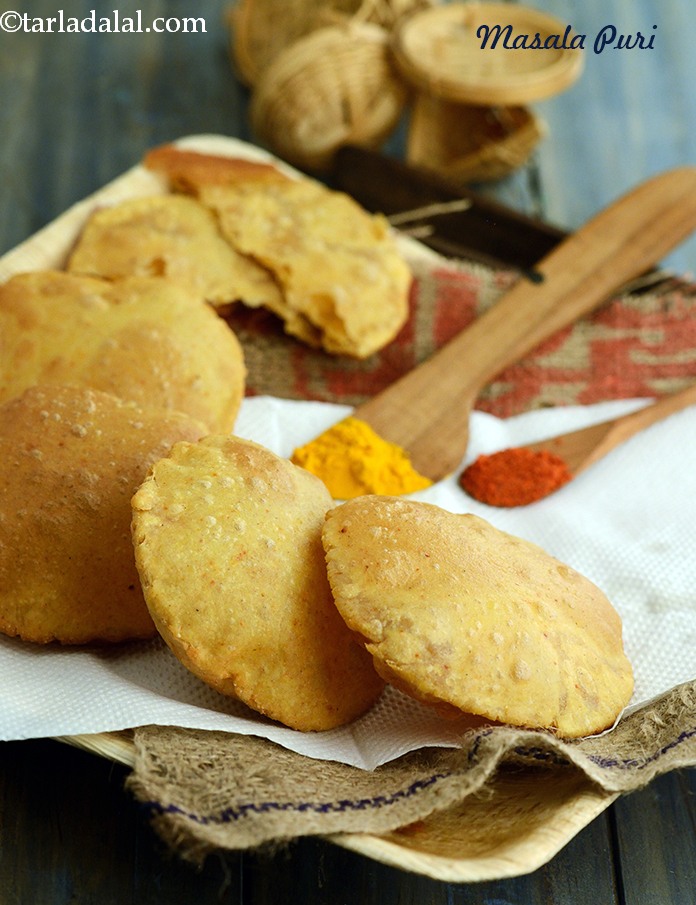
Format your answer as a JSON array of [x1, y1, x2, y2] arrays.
[[0, 1, 695, 903], [2, 738, 695, 904], [0, 739, 622, 905]]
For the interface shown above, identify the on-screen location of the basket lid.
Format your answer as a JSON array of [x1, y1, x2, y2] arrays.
[[392, 2, 584, 105]]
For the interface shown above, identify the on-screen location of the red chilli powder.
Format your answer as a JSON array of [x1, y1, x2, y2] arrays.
[[459, 447, 572, 507]]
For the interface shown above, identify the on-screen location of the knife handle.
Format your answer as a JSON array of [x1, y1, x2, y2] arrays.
[[358, 166, 696, 478]]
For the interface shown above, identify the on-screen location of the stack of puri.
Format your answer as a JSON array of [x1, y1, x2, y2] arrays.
[[0, 269, 245, 645], [0, 144, 633, 739], [131, 435, 634, 736], [70, 145, 413, 359], [0, 143, 410, 705], [0, 151, 298, 648]]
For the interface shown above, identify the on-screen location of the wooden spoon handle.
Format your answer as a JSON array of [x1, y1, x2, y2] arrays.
[[358, 167, 696, 480], [574, 382, 696, 474]]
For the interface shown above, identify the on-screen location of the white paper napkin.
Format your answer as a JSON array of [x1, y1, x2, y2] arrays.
[[2, 395, 694, 770]]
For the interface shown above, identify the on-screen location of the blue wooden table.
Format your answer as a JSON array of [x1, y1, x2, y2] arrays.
[[1, 1, 695, 902]]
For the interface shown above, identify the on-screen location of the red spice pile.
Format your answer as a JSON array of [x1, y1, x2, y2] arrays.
[[459, 447, 572, 507]]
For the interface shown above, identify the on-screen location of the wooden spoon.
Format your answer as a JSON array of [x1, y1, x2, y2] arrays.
[[350, 166, 696, 482], [521, 382, 696, 477], [461, 383, 696, 506]]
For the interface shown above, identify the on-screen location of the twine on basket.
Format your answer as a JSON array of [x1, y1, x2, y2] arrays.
[[231, 0, 429, 87], [250, 22, 409, 171]]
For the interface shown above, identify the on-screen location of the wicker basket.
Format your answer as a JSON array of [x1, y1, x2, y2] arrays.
[[231, 0, 431, 86], [391, 2, 584, 106], [353, 0, 435, 29], [406, 93, 546, 184], [250, 22, 409, 171], [390, 1, 581, 184]]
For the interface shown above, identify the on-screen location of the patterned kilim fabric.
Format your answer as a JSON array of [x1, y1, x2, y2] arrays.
[[226, 255, 696, 412]]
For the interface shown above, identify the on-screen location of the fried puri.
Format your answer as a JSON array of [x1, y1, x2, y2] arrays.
[[0, 384, 207, 644], [322, 497, 634, 738], [131, 436, 384, 731], [144, 145, 412, 358], [66, 194, 285, 312], [0, 271, 245, 432]]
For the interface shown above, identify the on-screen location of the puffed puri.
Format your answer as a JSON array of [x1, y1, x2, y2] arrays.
[[131, 435, 385, 732], [321, 496, 635, 739], [0, 270, 246, 434], [0, 384, 208, 645]]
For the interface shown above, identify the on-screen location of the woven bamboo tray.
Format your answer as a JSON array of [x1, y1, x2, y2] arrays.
[[1, 133, 617, 883]]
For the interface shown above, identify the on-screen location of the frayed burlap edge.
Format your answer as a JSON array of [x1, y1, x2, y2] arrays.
[[126, 680, 696, 864]]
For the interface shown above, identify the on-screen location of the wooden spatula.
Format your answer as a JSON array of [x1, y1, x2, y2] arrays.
[[524, 382, 696, 477], [460, 382, 696, 506], [351, 166, 696, 481]]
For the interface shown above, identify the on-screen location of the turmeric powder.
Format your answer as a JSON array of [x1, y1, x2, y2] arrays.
[[290, 416, 432, 499]]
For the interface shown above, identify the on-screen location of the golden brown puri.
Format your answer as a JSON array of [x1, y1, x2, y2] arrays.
[[0, 271, 245, 432], [0, 384, 207, 645], [144, 145, 412, 359], [66, 194, 285, 313], [143, 144, 290, 192], [131, 436, 384, 731], [322, 497, 634, 738], [201, 179, 412, 357]]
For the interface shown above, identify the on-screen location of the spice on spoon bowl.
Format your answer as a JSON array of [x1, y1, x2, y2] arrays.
[[459, 446, 571, 507], [459, 382, 696, 507]]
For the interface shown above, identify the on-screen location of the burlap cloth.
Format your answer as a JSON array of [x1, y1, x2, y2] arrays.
[[127, 252, 696, 865]]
